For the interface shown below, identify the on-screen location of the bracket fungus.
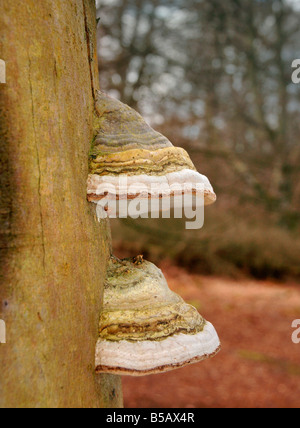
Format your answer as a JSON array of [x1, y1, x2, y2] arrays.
[[87, 91, 216, 212], [95, 256, 220, 376]]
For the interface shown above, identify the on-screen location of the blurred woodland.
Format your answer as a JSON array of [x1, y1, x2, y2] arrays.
[[96, 0, 300, 280]]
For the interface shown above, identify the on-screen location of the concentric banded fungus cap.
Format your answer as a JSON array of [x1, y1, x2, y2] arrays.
[[87, 91, 216, 206], [95, 256, 220, 376]]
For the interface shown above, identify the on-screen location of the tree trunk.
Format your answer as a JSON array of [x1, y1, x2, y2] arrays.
[[0, 0, 123, 408]]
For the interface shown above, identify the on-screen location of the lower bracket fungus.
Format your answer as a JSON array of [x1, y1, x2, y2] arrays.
[[95, 256, 220, 376]]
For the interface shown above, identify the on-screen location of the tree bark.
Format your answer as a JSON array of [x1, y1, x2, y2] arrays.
[[0, 0, 123, 408]]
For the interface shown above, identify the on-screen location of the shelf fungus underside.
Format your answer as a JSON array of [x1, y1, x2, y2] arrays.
[[95, 257, 221, 376], [87, 91, 216, 206]]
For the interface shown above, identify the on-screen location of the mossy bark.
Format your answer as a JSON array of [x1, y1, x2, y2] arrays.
[[0, 0, 123, 408]]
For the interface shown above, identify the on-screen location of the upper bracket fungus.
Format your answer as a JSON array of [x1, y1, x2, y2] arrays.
[[95, 256, 220, 376], [87, 91, 216, 214]]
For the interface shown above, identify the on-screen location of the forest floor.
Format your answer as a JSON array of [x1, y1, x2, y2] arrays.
[[122, 261, 300, 408]]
